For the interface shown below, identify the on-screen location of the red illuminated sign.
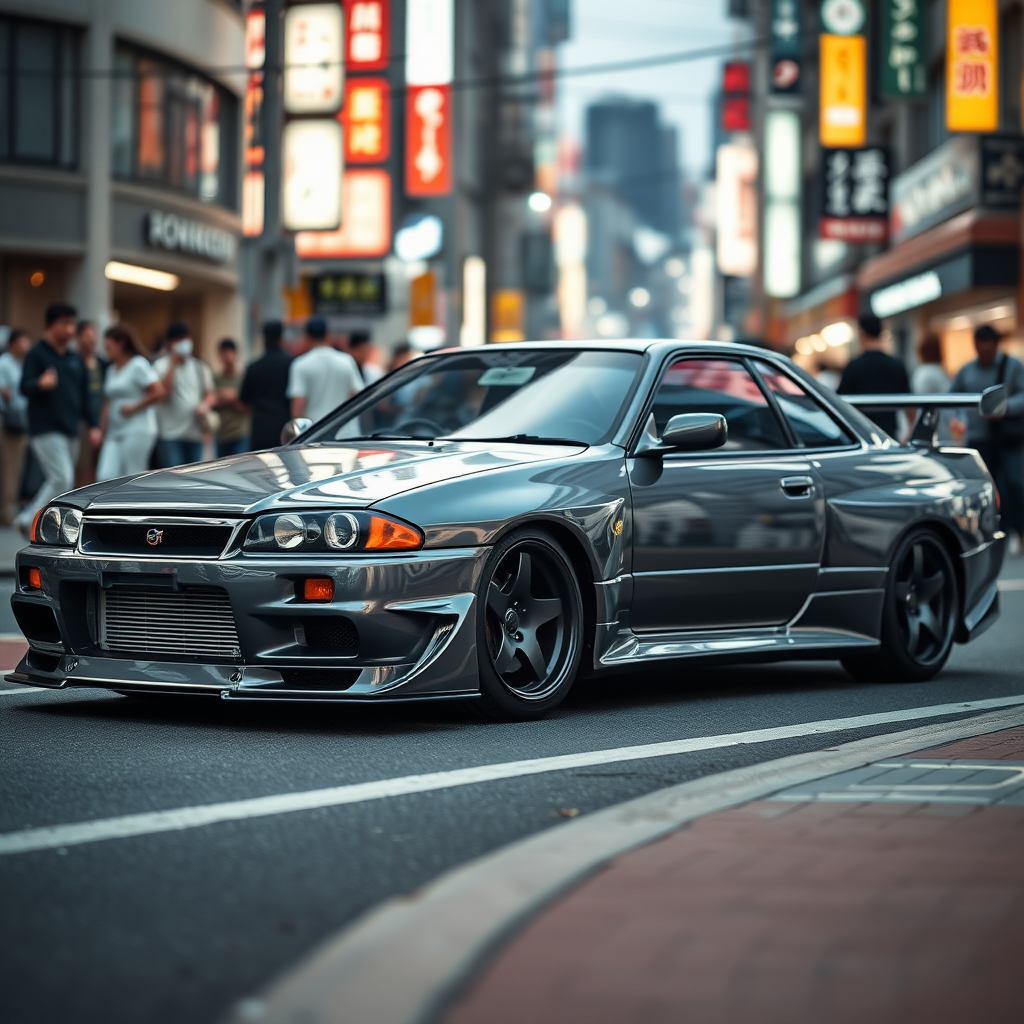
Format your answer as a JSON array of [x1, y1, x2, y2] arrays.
[[342, 77, 390, 163], [345, 0, 389, 72], [295, 169, 392, 258], [406, 84, 451, 196]]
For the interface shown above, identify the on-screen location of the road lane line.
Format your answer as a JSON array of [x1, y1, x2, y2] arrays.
[[998, 578, 1024, 591], [3, 694, 1023, 857]]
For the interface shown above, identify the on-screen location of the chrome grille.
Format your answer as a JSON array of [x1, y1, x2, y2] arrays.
[[101, 587, 242, 661], [80, 518, 239, 557]]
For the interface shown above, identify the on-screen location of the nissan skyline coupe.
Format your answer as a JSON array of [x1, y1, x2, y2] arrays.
[[7, 340, 1006, 720]]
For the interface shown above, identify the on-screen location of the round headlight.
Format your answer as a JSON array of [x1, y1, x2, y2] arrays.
[[38, 507, 62, 545], [60, 509, 82, 546], [325, 513, 359, 550], [274, 514, 306, 550]]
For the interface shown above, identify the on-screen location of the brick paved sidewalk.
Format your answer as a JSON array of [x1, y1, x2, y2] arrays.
[[0, 637, 26, 674], [443, 727, 1024, 1024]]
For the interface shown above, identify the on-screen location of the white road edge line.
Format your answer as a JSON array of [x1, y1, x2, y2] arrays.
[[998, 578, 1024, 591], [3, 695, 1024, 858], [224, 703, 1024, 1024]]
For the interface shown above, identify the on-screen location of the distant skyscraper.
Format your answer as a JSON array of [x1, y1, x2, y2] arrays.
[[585, 98, 683, 239]]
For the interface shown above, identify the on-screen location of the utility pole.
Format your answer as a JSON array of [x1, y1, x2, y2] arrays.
[[259, 0, 288, 326]]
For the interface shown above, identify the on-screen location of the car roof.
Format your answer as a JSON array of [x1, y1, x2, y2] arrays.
[[432, 339, 784, 360]]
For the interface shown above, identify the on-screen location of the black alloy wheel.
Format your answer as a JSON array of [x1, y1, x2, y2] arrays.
[[843, 529, 958, 683], [475, 530, 582, 721]]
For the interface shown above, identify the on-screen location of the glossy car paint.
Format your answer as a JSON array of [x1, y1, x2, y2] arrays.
[[7, 340, 1004, 702]]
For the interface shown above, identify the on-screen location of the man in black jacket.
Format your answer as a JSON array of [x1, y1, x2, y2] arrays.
[[838, 313, 911, 438], [239, 320, 294, 450], [15, 302, 102, 537]]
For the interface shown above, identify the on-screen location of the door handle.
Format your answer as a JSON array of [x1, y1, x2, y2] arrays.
[[781, 475, 815, 498]]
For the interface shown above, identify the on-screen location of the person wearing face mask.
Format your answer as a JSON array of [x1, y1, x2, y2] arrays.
[[153, 321, 216, 467]]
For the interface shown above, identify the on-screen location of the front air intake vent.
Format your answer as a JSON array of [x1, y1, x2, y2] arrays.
[[100, 587, 241, 661]]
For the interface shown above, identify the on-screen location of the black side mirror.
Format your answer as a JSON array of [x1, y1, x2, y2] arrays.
[[661, 413, 728, 451], [635, 413, 728, 457], [280, 418, 313, 445]]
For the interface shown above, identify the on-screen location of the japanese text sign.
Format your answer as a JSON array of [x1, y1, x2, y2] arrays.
[[820, 147, 889, 242], [946, 0, 998, 132], [296, 168, 391, 257], [283, 2, 345, 115], [770, 0, 801, 94], [345, 0, 389, 71], [820, 33, 866, 147], [406, 84, 452, 195], [881, 0, 926, 97], [343, 78, 390, 162]]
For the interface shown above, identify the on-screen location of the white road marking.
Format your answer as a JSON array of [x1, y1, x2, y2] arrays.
[[998, 578, 1024, 591], [2, 695, 1023, 857]]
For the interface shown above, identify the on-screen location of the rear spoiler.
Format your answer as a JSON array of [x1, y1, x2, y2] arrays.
[[844, 385, 1006, 445]]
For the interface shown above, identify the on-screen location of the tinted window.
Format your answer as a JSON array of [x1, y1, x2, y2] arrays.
[[112, 45, 235, 207], [651, 358, 789, 451], [755, 360, 854, 448], [307, 349, 644, 445], [0, 17, 78, 168]]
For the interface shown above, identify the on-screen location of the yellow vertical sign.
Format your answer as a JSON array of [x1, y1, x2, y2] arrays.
[[947, 0, 998, 132], [820, 34, 866, 147]]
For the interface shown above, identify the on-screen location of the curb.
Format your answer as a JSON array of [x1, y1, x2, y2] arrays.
[[224, 704, 1024, 1024]]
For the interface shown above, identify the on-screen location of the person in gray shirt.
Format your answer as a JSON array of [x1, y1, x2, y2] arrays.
[[950, 324, 1024, 554]]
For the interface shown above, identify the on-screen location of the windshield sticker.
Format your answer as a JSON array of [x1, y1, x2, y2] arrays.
[[477, 366, 536, 387]]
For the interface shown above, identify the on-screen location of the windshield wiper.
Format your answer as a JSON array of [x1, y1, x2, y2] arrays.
[[343, 432, 435, 441], [444, 434, 589, 446]]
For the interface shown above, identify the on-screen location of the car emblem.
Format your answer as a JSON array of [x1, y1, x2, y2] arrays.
[[503, 607, 520, 635], [146, 529, 164, 547]]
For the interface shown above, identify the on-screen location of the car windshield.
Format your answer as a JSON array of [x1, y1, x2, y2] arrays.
[[304, 349, 644, 445]]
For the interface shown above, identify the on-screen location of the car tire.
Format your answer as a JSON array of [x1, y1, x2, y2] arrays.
[[473, 528, 583, 722], [841, 528, 959, 683]]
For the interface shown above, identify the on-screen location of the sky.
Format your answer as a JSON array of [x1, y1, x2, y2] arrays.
[[557, 0, 738, 179]]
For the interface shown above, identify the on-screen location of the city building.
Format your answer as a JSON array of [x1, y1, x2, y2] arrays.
[[0, 0, 245, 355], [755, 0, 1024, 377]]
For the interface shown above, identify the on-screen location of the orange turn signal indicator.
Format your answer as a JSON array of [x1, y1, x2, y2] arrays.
[[365, 515, 423, 551], [30, 508, 43, 543], [27, 568, 42, 590], [303, 578, 335, 602]]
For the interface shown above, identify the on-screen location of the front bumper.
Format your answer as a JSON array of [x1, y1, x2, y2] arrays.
[[7, 546, 486, 700]]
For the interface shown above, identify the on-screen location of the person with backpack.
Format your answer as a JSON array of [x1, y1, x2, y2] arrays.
[[950, 324, 1024, 555]]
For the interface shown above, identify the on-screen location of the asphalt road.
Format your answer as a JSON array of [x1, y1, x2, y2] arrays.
[[2, 559, 1023, 1024]]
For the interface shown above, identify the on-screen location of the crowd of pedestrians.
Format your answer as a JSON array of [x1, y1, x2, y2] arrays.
[[833, 314, 1024, 555], [0, 303, 388, 538]]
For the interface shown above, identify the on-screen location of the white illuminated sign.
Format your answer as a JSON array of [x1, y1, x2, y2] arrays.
[[869, 270, 942, 317], [282, 120, 343, 231], [406, 0, 453, 85], [284, 2, 344, 114], [763, 109, 801, 299], [394, 213, 444, 261], [716, 143, 758, 277]]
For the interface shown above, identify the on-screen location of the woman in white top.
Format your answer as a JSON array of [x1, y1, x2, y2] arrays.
[[97, 325, 164, 481]]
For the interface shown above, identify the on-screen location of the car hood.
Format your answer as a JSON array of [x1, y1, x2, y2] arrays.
[[69, 441, 585, 515]]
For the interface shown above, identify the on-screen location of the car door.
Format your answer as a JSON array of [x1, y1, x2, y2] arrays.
[[628, 356, 825, 632]]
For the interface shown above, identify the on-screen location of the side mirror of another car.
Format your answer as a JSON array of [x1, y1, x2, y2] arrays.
[[979, 384, 1007, 419], [281, 418, 313, 445]]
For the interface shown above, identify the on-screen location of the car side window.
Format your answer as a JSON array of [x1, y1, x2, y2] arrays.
[[651, 358, 790, 452], [753, 360, 855, 448]]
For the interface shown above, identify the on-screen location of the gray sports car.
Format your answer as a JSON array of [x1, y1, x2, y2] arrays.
[[7, 340, 1007, 720]]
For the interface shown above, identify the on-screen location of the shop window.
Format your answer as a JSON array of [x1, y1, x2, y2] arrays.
[[112, 45, 237, 209], [0, 15, 79, 168]]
